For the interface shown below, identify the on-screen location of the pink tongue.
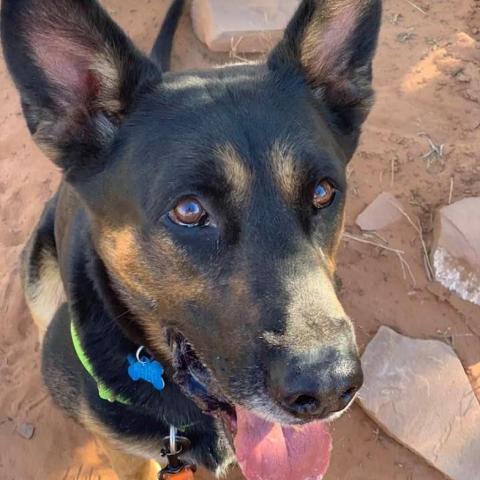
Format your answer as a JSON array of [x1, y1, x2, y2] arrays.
[[234, 406, 332, 480]]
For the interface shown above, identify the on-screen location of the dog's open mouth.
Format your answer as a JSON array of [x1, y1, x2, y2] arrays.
[[168, 330, 333, 480]]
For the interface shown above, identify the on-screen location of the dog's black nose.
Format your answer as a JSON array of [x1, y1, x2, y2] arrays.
[[269, 348, 363, 419]]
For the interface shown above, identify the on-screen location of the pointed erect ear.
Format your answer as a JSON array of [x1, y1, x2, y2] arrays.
[[269, 0, 382, 154], [1, 0, 160, 178]]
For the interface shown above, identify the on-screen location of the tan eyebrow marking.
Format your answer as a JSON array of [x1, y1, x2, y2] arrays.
[[215, 143, 252, 201], [269, 140, 300, 203]]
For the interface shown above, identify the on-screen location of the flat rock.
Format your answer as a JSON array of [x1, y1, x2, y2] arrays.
[[191, 0, 300, 53], [356, 192, 403, 231], [431, 197, 480, 306], [16, 423, 35, 440], [358, 326, 480, 480]]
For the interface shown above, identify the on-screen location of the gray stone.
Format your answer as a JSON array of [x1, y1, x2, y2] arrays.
[[431, 197, 480, 306], [358, 326, 480, 480], [356, 192, 403, 231], [191, 0, 300, 53], [16, 422, 34, 439]]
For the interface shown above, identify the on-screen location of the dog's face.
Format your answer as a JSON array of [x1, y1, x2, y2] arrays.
[[2, 0, 381, 428]]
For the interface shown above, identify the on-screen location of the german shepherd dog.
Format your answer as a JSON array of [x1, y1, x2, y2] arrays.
[[1, 0, 381, 478]]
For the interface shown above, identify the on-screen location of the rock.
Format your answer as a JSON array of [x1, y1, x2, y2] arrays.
[[16, 422, 34, 439], [431, 197, 480, 306], [191, 0, 300, 53], [358, 326, 480, 480], [356, 192, 403, 231]]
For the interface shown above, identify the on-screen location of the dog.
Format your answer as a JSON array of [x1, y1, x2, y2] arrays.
[[1, 0, 382, 478]]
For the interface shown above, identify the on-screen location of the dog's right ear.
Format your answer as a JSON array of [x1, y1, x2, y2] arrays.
[[1, 0, 160, 179]]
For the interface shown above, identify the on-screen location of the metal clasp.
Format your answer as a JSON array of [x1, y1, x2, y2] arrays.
[[158, 426, 196, 480]]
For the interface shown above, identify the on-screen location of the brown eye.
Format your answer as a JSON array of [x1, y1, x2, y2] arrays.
[[169, 197, 209, 227], [313, 180, 335, 208]]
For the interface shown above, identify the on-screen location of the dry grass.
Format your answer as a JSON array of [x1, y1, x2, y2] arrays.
[[448, 176, 454, 205], [419, 132, 445, 169], [391, 156, 396, 186], [436, 326, 473, 348], [390, 202, 435, 281], [343, 232, 416, 287], [405, 0, 428, 15], [228, 36, 251, 63]]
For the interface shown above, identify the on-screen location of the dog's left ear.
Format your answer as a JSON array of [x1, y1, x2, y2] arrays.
[[269, 0, 382, 154]]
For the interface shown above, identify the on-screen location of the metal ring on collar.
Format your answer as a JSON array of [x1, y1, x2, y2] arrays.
[[136, 346, 147, 364], [170, 425, 177, 455]]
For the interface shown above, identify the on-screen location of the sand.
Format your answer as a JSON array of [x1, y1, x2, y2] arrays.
[[0, 1, 479, 479]]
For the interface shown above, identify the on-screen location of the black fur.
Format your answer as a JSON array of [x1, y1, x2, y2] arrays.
[[2, 0, 382, 474], [42, 246, 229, 469]]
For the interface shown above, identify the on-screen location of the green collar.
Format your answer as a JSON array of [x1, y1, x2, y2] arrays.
[[70, 320, 131, 405], [71, 322, 202, 433]]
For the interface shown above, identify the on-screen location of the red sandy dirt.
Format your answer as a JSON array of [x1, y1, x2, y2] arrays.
[[1, 1, 479, 479]]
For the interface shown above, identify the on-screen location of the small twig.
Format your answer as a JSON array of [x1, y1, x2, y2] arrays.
[[397, 31, 416, 43], [405, 0, 427, 15], [436, 327, 473, 348], [343, 233, 416, 286], [448, 177, 454, 204], [423, 254, 432, 280], [398, 252, 417, 287], [372, 427, 382, 442], [419, 133, 444, 167], [366, 231, 389, 245], [391, 202, 434, 281], [229, 36, 250, 63], [343, 233, 405, 255], [393, 250, 416, 286], [397, 251, 407, 280], [422, 139, 444, 159], [391, 156, 396, 186], [388, 13, 402, 25]]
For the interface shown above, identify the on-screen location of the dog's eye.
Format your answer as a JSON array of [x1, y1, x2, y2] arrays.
[[169, 197, 209, 227], [313, 180, 336, 209]]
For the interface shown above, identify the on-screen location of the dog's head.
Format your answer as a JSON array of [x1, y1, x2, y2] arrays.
[[2, 0, 381, 429]]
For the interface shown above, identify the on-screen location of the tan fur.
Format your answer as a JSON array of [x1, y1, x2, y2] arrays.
[[91, 53, 123, 112], [96, 226, 205, 303], [23, 250, 65, 341], [100, 439, 159, 480], [32, 123, 62, 161], [215, 144, 251, 201], [300, 1, 364, 86], [94, 223, 209, 359], [269, 141, 299, 203], [80, 404, 164, 478], [262, 264, 349, 353]]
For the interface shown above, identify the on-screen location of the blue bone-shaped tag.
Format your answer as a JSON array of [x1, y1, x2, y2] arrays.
[[127, 355, 165, 391]]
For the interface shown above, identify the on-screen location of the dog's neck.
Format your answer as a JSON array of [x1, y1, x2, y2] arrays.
[[69, 234, 200, 420], [62, 232, 233, 469]]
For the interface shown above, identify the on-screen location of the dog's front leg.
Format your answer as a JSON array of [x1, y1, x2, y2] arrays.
[[99, 437, 159, 480]]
